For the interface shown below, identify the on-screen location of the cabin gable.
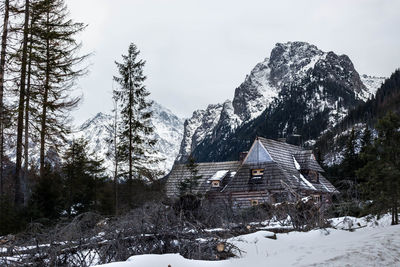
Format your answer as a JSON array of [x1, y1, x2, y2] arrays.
[[243, 139, 273, 164]]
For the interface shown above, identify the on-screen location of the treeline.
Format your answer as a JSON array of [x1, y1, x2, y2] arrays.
[[0, 0, 87, 210], [0, 0, 163, 235], [324, 112, 400, 225], [316, 70, 400, 224], [315, 69, 400, 155]]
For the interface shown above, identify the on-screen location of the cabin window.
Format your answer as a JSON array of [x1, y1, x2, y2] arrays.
[[249, 169, 264, 184], [251, 169, 264, 178], [250, 199, 259, 206], [312, 194, 321, 203], [211, 181, 220, 187]]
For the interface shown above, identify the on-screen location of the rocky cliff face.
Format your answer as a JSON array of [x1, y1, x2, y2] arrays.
[[360, 74, 386, 97], [178, 41, 381, 163]]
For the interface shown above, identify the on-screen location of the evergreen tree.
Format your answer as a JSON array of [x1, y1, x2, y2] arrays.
[[343, 127, 358, 178], [360, 126, 372, 154], [357, 112, 400, 225], [355, 126, 374, 191], [23, 0, 42, 185], [14, 0, 30, 207], [28, 165, 63, 220], [335, 127, 360, 201], [113, 43, 161, 194], [62, 138, 106, 216], [178, 156, 202, 196], [29, 0, 88, 179]]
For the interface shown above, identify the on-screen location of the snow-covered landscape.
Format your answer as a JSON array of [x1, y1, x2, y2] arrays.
[[96, 215, 400, 267], [1, 0, 399, 266]]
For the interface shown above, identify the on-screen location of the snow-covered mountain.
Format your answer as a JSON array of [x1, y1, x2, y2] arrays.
[[73, 102, 184, 176], [360, 74, 385, 96], [177, 41, 384, 163]]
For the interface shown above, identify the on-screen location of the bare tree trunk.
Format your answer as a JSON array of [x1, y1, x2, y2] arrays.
[[113, 100, 118, 215], [23, 20, 34, 205], [128, 85, 133, 201], [0, 0, 10, 197], [15, 0, 30, 207], [40, 9, 50, 179], [129, 108, 132, 182]]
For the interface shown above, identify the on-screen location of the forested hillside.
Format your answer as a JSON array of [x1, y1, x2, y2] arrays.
[[315, 69, 400, 163]]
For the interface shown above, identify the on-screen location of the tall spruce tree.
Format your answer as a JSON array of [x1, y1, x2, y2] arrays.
[[361, 126, 372, 150], [23, 0, 41, 181], [337, 127, 360, 200], [356, 126, 373, 187], [343, 127, 358, 178], [29, 0, 88, 179], [14, 0, 30, 207], [113, 43, 160, 195], [178, 156, 202, 196], [357, 112, 400, 225]]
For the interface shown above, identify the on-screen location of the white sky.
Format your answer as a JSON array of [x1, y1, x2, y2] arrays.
[[65, 0, 400, 125]]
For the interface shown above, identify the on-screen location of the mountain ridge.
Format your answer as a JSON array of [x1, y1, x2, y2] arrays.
[[177, 41, 384, 164], [73, 101, 184, 176]]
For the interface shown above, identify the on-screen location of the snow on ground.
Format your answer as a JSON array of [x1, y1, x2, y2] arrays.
[[95, 215, 400, 267]]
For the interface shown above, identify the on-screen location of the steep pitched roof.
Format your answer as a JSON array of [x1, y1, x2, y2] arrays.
[[165, 137, 338, 198], [258, 137, 324, 172], [256, 137, 335, 193]]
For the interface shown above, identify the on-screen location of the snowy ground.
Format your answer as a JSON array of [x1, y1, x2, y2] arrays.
[[95, 215, 400, 267]]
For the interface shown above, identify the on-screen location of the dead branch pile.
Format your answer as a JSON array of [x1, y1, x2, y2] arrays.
[[0, 203, 241, 266]]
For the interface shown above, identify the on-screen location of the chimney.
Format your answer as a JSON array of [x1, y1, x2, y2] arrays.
[[286, 134, 302, 146]]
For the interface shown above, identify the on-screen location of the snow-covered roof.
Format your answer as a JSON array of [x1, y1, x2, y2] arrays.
[[208, 170, 229, 182]]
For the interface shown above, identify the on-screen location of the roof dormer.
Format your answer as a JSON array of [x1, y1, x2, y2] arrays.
[[208, 170, 229, 188]]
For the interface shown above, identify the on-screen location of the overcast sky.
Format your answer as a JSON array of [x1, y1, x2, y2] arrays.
[[65, 0, 400, 125]]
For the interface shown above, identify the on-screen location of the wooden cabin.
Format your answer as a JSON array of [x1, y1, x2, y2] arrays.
[[166, 137, 338, 208]]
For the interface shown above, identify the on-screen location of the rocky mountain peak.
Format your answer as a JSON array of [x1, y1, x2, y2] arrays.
[[268, 41, 324, 85], [178, 41, 382, 163], [360, 74, 386, 96], [312, 51, 366, 96]]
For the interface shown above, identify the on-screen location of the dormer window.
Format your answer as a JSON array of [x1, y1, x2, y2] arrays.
[[208, 170, 228, 188], [211, 181, 220, 187], [250, 199, 259, 206]]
